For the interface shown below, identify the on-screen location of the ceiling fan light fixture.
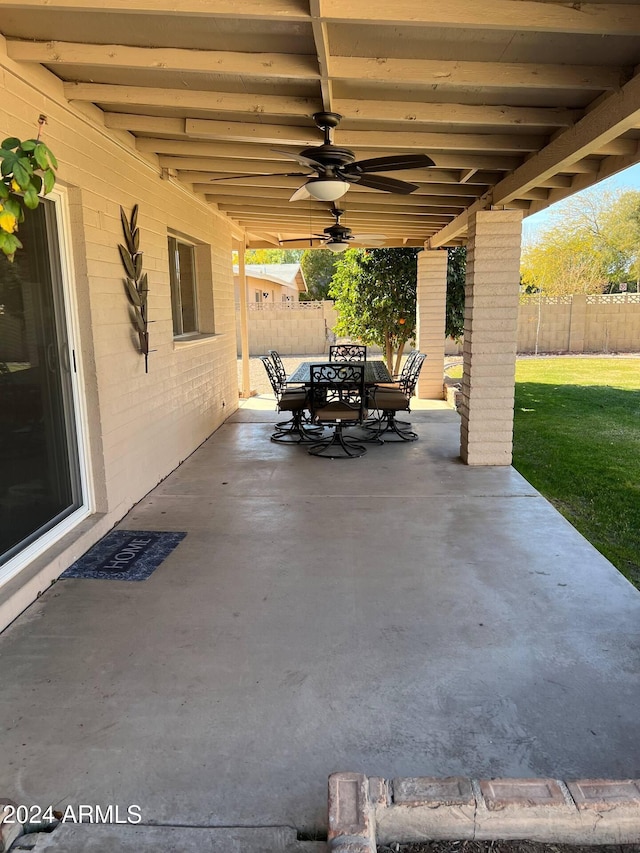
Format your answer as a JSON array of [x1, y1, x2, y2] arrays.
[[326, 240, 350, 253], [305, 177, 350, 201]]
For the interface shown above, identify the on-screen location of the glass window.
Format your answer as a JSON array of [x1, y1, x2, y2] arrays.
[[168, 236, 198, 336]]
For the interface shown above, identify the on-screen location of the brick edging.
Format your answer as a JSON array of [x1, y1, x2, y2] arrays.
[[328, 773, 640, 851]]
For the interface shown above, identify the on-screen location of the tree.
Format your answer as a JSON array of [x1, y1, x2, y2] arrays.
[[446, 246, 466, 341], [328, 247, 419, 373], [521, 188, 640, 295], [233, 248, 303, 265], [300, 248, 338, 300]]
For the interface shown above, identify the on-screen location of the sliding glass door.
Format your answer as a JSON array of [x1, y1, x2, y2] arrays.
[[0, 198, 82, 567]]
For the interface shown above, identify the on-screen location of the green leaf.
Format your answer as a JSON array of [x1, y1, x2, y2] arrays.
[[12, 161, 30, 190], [1, 138, 21, 150], [0, 230, 22, 261], [42, 168, 55, 194], [118, 243, 136, 278], [40, 143, 58, 170], [20, 139, 37, 152], [23, 186, 39, 209], [124, 277, 141, 306], [17, 156, 33, 176], [4, 197, 21, 218], [33, 143, 49, 170], [0, 181, 9, 199], [1, 155, 16, 176], [31, 173, 43, 194]]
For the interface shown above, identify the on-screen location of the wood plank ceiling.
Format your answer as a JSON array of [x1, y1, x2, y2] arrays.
[[2, 0, 640, 248]]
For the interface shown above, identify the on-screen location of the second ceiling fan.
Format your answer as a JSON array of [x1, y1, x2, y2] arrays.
[[210, 112, 436, 202], [278, 205, 387, 252]]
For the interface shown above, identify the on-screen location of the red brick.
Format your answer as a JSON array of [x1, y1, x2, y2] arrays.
[[567, 779, 640, 809], [393, 776, 474, 806], [479, 778, 565, 810]]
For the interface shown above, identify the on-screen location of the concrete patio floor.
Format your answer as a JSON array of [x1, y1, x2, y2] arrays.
[[1, 399, 639, 843]]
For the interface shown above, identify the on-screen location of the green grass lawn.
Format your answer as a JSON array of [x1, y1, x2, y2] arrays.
[[449, 357, 640, 588]]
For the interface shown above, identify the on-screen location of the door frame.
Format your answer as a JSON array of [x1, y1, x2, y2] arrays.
[[0, 186, 93, 587]]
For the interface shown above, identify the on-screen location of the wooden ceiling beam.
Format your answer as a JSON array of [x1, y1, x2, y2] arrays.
[[334, 98, 579, 128], [0, 0, 308, 17], [309, 0, 333, 112], [195, 183, 485, 202], [203, 187, 472, 208], [186, 172, 489, 192], [8, 39, 319, 78], [137, 138, 522, 170], [430, 70, 640, 247], [64, 83, 577, 129], [217, 202, 459, 219], [65, 83, 317, 117], [185, 118, 544, 151], [318, 0, 640, 36], [329, 56, 623, 91]]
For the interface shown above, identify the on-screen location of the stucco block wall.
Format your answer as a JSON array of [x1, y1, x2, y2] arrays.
[[235, 301, 338, 355], [1, 40, 238, 526]]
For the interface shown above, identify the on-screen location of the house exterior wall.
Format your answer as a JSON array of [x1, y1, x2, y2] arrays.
[[0, 39, 238, 627]]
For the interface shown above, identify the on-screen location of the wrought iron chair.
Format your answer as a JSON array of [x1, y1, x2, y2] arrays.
[[307, 363, 371, 458], [259, 356, 319, 444], [375, 350, 421, 390], [366, 352, 427, 441], [329, 344, 367, 362]]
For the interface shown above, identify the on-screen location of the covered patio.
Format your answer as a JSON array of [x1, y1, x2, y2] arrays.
[[0, 404, 638, 847]]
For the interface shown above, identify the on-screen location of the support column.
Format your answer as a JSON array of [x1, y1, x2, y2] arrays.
[[460, 209, 523, 466], [235, 239, 251, 398], [416, 249, 448, 399]]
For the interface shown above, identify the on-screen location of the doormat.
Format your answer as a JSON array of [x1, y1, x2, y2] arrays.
[[60, 530, 187, 581]]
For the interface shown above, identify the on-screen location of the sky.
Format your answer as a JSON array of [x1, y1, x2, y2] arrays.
[[521, 162, 640, 245]]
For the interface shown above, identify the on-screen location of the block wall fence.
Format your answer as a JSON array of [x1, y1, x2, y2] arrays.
[[235, 295, 640, 357]]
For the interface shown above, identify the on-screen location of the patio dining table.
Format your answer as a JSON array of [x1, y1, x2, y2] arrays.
[[286, 359, 392, 386]]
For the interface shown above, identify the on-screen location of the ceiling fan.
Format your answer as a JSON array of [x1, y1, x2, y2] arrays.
[[278, 205, 387, 253], [209, 111, 435, 202]]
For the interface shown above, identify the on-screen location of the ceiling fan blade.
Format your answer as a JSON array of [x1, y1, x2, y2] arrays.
[[271, 148, 323, 170], [289, 183, 313, 201], [344, 153, 435, 174], [350, 174, 420, 194], [208, 171, 308, 182]]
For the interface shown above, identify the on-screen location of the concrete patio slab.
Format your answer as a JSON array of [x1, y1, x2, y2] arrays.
[[0, 403, 639, 841]]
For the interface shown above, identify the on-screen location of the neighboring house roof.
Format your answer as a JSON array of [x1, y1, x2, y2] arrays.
[[233, 264, 307, 293]]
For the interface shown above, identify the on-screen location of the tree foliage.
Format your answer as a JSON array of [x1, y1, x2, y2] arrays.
[[242, 248, 303, 264], [521, 189, 640, 295], [446, 246, 466, 341], [328, 247, 419, 372], [300, 248, 338, 300]]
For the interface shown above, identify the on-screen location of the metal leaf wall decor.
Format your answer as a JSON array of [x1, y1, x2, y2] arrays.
[[118, 205, 150, 372]]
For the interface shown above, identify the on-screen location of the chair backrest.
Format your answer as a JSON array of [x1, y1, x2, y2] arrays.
[[329, 344, 367, 362], [309, 363, 366, 420], [399, 352, 426, 397], [400, 350, 420, 380], [260, 355, 282, 397], [268, 350, 287, 388]]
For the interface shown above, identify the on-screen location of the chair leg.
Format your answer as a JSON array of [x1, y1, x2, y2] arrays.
[[363, 411, 418, 441], [308, 422, 367, 458], [271, 410, 323, 444]]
